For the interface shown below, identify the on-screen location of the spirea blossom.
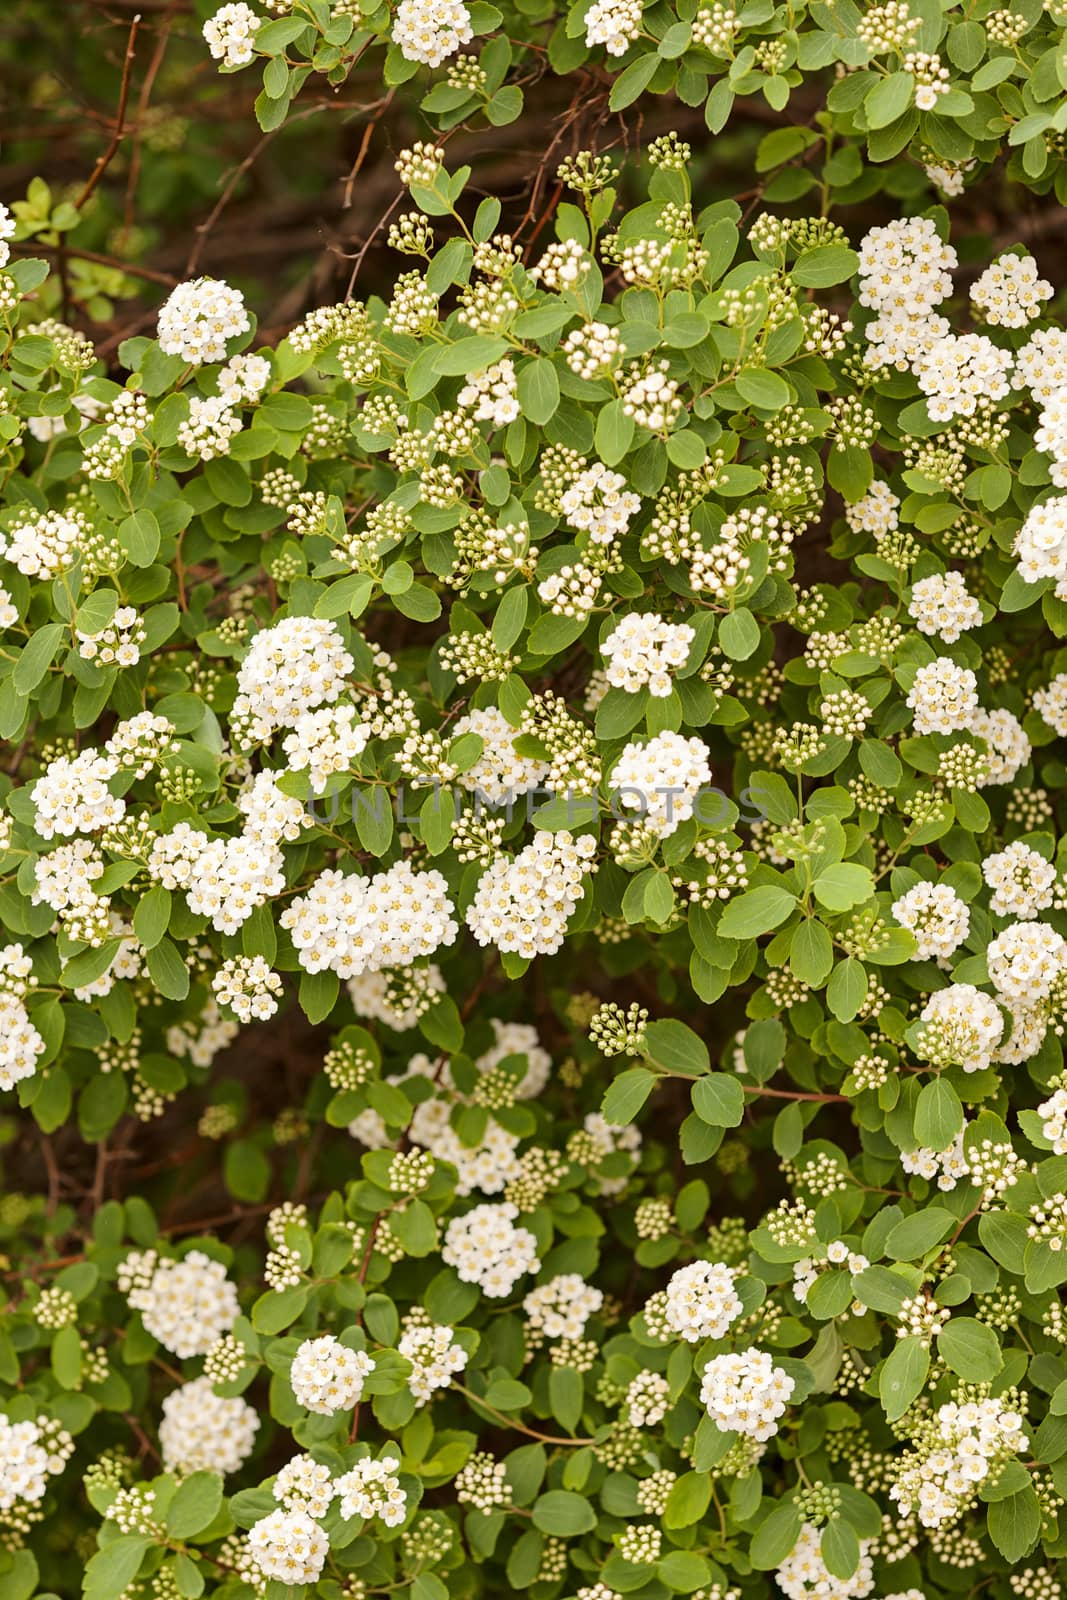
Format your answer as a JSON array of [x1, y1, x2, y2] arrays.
[[157, 277, 250, 364], [232, 616, 354, 741], [611, 731, 712, 837], [466, 830, 597, 959], [450, 705, 549, 804], [336, 1456, 407, 1525], [601, 612, 695, 696], [987, 921, 1067, 1005], [159, 1377, 259, 1476], [663, 1259, 743, 1342], [123, 1250, 239, 1358], [280, 859, 458, 978], [918, 983, 1004, 1073], [700, 1348, 795, 1441], [442, 1202, 540, 1297], [0, 1415, 64, 1512], [905, 658, 978, 735], [289, 1335, 375, 1414], [908, 571, 981, 642], [203, 4, 261, 68], [891, 881, 970, 961], [560, 462, 640, 544], [392, 0, 472, 65], [399, 1323, 468, 1405], [248, 1509, 329, 1585], [971, 252, 1053, 328]]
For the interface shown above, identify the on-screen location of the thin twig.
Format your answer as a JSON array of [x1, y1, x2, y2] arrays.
[[75, 13, 142, 211]]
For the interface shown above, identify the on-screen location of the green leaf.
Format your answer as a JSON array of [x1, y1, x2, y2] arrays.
[[864, 72, 914, 130], [879, 1335, 930, 1422], [532, 1489, 596, 1535], [987, 1485, 1042, 1562], [516, 358, 560, 425], [167, 1472, 224, 1538], [145, 938, 189, 1002], [937, 1317, 1002, 1381], [85, 1538, 151, 1600], [133, 886, 171, 951], [813, 863, 874, 912], [13, 624, 65, 695], [719, 608, 760, 660], [736, 367, 791, 410], [51, 1323, 82, 1389], [608, 52, 660, 111], [826, 957, 867, 1022], [663, 1470, 712, 1529], [820, 1516, 860, 1581], [691, 1073, 745, 1128], [885, 1209, 954, 1261], [790, 919, 833, 987], [644, 1018, 710, 1076], [719, 886, 798, 938], [750, 1502, 803, 1569], [602, 1067, 657, 1124], [915, 1076, 963, 1149]]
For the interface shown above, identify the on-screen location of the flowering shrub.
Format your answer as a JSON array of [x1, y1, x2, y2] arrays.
[[8, 2, 1067, 1599]]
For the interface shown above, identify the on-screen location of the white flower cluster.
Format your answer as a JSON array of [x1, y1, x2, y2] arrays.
[[1037, 1085, 1067, 1156], [627, 1371, 670, 1426], [0, 509, 85, 578], [274, 1454, 336, 1518], [563, 321, 621, 379], [560, 462, 641, 544], [335, 1456, 407, 1525], [0, 943, 45, 1092], [148, 824, 286, 936], [601, 612, 694, 697], [1014, 496, 1067, 590], [289, 1335, 375, 1414], [281, 704, 370, 793], [844, 479, 899, 539], [890, 1396, 1028, 1528], [249, 1509, 329, 1585], [970, 252, 1053, 328], [858, 216, 955, 370], [987, 921, 1067, 1005], [914, 332, 1013, 422], [917, 983, 1004, 1074], [663, 1259, 742, 1342], [203, 3, 261, 68], [451, 705, 548, 804], [281, 859, 458, 978], [31, 750, 123, 839], [398, 1322, 468, 1405], [442, 1202, 540, 1296], [611, 731, 712, 837], [905, 657, 978, 735], [0, 1415, 68, 1512], [232, 616, 354, 741], [122, 1250, 239, 1358], [982, 842, 1055, 920], [212, 955, 284, 1023], [891, 881, 970, 962], [177, 394, 242, 460], [159, 1377, 259, 1476], [583, 0, 642, 54], [700, 1348, 795, 1441], [157, 276, 250, 364], [218, 351, 270, 403], [466, 830, 597, 958], [76, 604, 146, 665], [523, 1274, 604, 1342], [776, 1522, 875, 1600], [392, 0, 472, 65], [907, 572, 981, 642], [456, 361, 520, 427]]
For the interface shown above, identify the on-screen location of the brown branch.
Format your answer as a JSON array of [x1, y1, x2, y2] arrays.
[[75, 12, 143, 211]]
